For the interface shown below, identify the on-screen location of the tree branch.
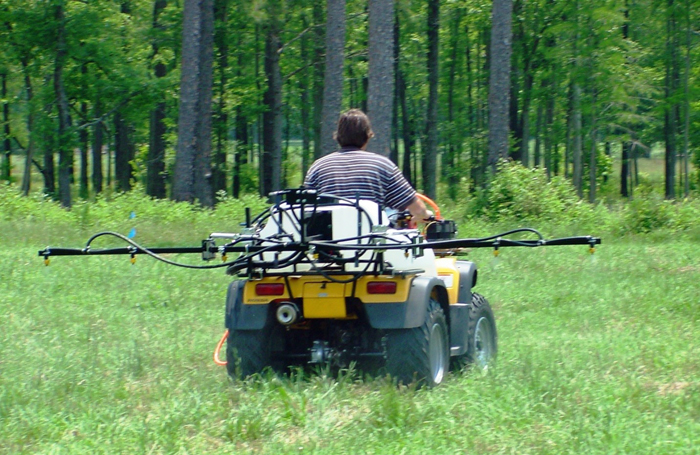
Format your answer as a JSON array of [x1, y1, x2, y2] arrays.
[[31, 158, 45, 176], [278, 22, 325, 54], [71, 88, 145, 132], [12, 137, 25, 151]]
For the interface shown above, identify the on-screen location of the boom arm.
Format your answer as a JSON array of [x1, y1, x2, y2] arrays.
[[38, 190, 601, 276]]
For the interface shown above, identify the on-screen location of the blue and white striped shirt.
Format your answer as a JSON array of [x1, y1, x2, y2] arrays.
[[304, 147, 416, 210]]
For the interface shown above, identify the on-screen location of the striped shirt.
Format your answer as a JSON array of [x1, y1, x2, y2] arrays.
[[304, 147, 416, 210]]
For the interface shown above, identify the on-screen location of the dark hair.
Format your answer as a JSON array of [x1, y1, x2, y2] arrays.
[[334, 109, 374, 148]]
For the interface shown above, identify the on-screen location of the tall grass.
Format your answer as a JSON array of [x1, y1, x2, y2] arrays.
[[1, 185, 698, 453]]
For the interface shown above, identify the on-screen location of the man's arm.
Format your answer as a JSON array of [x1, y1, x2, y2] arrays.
[[405, 196, 433, 223]]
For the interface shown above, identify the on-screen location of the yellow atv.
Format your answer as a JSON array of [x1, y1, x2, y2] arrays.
[[222, 190, 492, 386], [39, 188, 599, 388]]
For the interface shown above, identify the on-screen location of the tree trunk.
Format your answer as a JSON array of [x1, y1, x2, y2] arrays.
[[398, 69, 414, 187], [487, 0, 513, 173], [233, 105, 247, 198], [508, 4, 521, 164], [54, 1, 72, 208], [43, 144, 56, 198], [232, 30, 249, 198], [312, 1, 325, 161], [79, 101, 89, 199], [300, 13, 311, 177], [1, 73, 10, 182], [664, 0, 678, 200], [445, 7, 462, 199], [520, 72, 533, 167], [367, 0, 394, 158], [211, 0, 228, 196], [261, 9, 283, 196], [147, 0, 168, 199], [465, 23, 478, 191], [20, 61, 34, 195], [621, 141, 630, 198], [478, 27, 489, 182], [572, 82, 582, 198], [92, 119, 104, 195], [396, 7, 412, 183], [423, 0, 439, 198], [114, 111, 134, 192], [320, 0, 346, 156], [173, 0, 215, 206], [682, 0, 690, 197], [392, 13, 400, 166], [148, 89, 167, 198], [603, 141, 611, 184], [534, 101, 542, 167], [588, 130, 596, 203]]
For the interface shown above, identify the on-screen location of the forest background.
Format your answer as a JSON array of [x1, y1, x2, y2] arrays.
[[0, 0, 698, 210]]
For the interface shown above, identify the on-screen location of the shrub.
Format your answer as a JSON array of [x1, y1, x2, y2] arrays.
[[481, 160, 592, 225], [0, 183, 72, 223]]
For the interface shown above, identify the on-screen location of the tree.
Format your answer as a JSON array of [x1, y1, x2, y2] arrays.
[[172, 0, 215, 206], [423, 0, 439, 198], [1, 71, 10, 182], [260, 0, 283, 196], [487, 0, 513, 173], [211, 0, 229, 196], [147, 0, 169, 199], [319, 0, 346, 156], [19, 59, 35, 196], [312, 1, 325, 161], [54, 0, 73, 208], [367, 0, 394, 159], [664, 0, 680, 200], [114, 111, 135, 192], [394, 8, 415, 186]]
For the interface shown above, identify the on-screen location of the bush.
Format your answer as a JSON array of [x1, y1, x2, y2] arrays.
[[618, 192, 700, 235], [480, 161, 593, 225], [0, 183, 72, 223], [0, 183, 269, 245]]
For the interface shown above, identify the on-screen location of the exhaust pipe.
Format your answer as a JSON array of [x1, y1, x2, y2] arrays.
[[276, 302, 300, 325]]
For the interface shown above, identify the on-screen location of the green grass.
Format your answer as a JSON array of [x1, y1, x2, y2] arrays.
[[1, 216, 698, 453]]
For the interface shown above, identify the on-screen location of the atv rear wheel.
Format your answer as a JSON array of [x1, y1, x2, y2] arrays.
[[226, 321, 284, 379], [385, 299, 449, 387], [456, 292, 497, 371]]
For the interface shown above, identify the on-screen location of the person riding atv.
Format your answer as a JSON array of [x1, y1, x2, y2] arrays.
[[304, 109, 432, 225]]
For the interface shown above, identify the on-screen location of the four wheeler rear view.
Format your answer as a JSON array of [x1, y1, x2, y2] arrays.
[[39, 188, 600, 387]]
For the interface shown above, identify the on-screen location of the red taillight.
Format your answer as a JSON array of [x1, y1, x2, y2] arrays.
[[367, 281, 397, 294], [255, 283, 285, 296]]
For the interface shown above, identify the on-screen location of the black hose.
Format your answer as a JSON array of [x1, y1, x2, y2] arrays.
[[83, 231, 236, 270]]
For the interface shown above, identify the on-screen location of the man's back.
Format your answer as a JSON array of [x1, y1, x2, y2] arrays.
[[304, 147, 415, 210]]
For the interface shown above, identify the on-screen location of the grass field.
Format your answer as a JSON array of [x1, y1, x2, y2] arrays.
[[1, 220, 698, 453]]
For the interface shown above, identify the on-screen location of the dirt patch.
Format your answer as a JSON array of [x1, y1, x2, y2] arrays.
[[655, 381, 692, 396]]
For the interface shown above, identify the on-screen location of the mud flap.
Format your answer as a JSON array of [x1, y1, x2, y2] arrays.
[[447, 303, 470, 356], [455, 260, 477, 305], [225, 280, 269, 330], [364, 276, 447, 329]]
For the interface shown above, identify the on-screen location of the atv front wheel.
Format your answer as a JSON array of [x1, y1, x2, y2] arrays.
[[385, 299, 449, 387], [458, 292, 498, 370]]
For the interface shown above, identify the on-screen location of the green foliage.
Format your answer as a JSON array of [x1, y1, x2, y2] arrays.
[[618, 190, 700, 235], [0, 182, 72, 223], [438, 160, 700, 240], [0, 183, 268, 245], [480, 161, 592, 224]]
